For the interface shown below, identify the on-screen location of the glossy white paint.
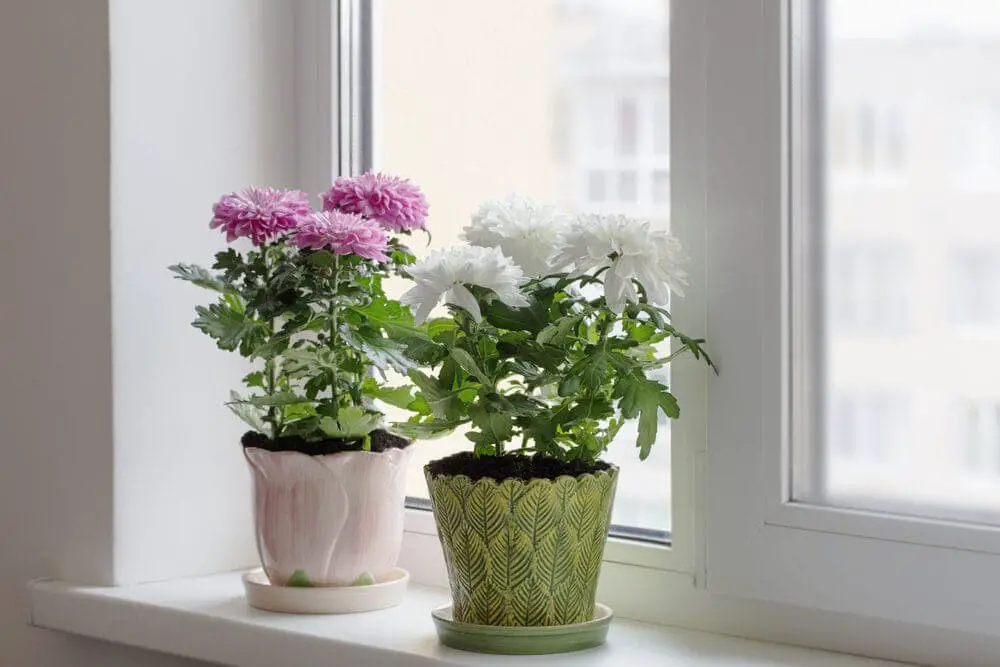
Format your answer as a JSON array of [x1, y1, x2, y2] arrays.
[[109, 0, 300, 586], [0, 0, 309, 663], [0, 0, 122, 663], [28, 573, 906, 667], [701, 0, 1000, 638]]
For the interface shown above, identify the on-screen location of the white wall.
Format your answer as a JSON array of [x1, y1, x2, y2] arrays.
[[0, 0, 302, 664], [109, 0, 297, 586]]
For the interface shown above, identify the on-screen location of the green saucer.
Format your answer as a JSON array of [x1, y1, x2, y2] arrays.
[[431, 603, 613, 655]]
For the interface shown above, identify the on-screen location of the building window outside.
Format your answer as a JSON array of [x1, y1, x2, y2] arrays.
[[829, 392, 908, 464], [616, 97, 638, 156], [960, 400, 1000, 475], [954, 102, 1000, 179], [828, 243, 911, 334], [829, 103, 907, 175], [951, 247, 1000, 328]]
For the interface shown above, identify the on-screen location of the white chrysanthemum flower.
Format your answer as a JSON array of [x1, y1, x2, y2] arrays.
[[401, 245, 530, 324], [553, 214, 688, 314], [463, 195, 571, 277]]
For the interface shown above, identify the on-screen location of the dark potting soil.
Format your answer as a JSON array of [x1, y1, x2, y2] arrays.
[[425, 451, 611, 481], [241, 428, 410, 456]]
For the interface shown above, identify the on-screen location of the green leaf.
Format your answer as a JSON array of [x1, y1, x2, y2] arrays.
[[426, 317, 458, 343], [236, 391, 311, 408], [537, 314, 582, 345], [566, 396, 614, 424], [504, 393, 546, 417], [608, 351, 636, 374], [662, 331, 719, 374], [365, 383, 416, 410], [629, 322, 657, 343], [634, 303, 668, 328], [468, 405, 513, 449], [344, 327, 415, 374], [306, 249, 337, 268], [168, 263, 226, 292], [613, 373, 679, 460], [242, 371, 265, 389], [282, 416, 321, 438], [569, 349, 609, 394], [558, 374, 582, 397], [350, 295, 427, 339], [485, 300, 550, 334], [389, 419, 465, 440], [408, 370, 465, 421], [450, 348, 491, 388], [318, 406, 383, 438], [249, 335, 289, 360], [226, 391, 269, 435], [496, 341, 519, 357], [192, 303, 267, 356], [282, 348, 338, 378], [401, 336, 448, 365], [283, 402, 317, 421], [517, 342, 566, 372], [212, 248, 241, 272], [438, 357, 458, 390], [518, 411, 557, 451], [406, 394, 432, 416]]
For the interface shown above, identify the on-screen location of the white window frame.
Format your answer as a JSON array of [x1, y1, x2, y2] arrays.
[[103, 0, 1000, 653], [326, 0, 713, 601], [705, 0, 1000, 637]]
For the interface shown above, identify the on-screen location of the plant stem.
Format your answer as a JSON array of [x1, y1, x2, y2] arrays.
[[259, 243, 280, 438], [329, 254, 340, 407]]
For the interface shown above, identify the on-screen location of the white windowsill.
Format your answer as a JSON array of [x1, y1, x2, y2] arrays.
[[28, 572, 905, 667]]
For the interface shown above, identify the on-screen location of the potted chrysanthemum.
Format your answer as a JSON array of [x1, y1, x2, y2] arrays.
[[170, 174, 431, 609], [394, 196, 715, 647]]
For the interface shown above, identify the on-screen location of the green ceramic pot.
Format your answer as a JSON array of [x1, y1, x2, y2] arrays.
[[424, 464, 619, 627]]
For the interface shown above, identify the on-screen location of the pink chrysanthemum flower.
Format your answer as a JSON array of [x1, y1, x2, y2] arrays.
[[321, 172, 429, 232], [210, 187, 312, 245], [291, 211, 391, 262]]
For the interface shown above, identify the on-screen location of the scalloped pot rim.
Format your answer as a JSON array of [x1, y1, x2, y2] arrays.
[[422, 465, 620, 487]]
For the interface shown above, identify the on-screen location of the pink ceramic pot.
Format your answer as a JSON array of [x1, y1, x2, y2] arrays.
[[244, 446, 413, 587]]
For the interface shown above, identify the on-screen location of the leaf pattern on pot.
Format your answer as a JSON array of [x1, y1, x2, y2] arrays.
[[424, 466, 619, 626]]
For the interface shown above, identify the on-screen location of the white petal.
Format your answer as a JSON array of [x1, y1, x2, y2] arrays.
[[399, 284, 425, 307], [666, 272, 686, 298], [400, 285, 441, 324], [413, 298, 438, 325], [496, 287, 530, 308], [446, 284, 482, 323], [637, 267, 672, 306], [604, 266, 634, 314]]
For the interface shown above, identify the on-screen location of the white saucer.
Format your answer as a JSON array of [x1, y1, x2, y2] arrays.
[[242, 567, 409, 614]]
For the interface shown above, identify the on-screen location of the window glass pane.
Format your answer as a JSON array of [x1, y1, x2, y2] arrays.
[[616, 97, 638, 156], [373, 0, 672, 535], [617, 169, 638, 202], [653, 92, 670, 156], [652, 169, 671, 204], [950, 246, 1000, 327], [795, 0, 1000, 523], [587, 169, 608, 202]]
